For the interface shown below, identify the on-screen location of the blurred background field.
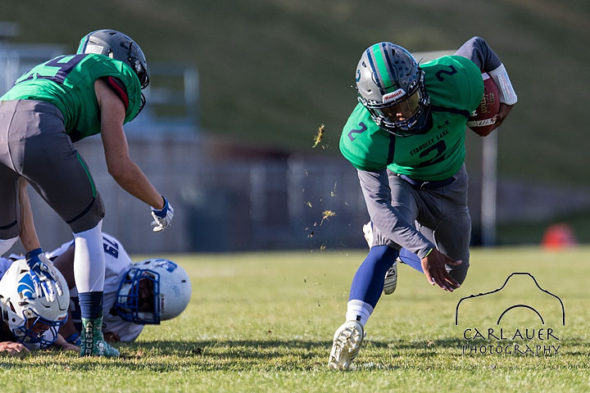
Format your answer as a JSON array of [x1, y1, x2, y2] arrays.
[[1, 0, 589, 252], [1, 4, 589, 390], [2, 248, 589, 392]]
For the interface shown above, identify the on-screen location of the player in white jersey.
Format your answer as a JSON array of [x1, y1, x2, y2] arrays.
[[48, 233, 144, 343], [48, 233, 192, 344], [0, 233, 191, 346]]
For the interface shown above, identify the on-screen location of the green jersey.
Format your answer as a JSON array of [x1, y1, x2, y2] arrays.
[[340, 55, 483, 180], [1, 54, 142, 141]]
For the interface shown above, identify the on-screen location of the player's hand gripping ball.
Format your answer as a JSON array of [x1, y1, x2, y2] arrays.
[[467, 73, 501, 136]]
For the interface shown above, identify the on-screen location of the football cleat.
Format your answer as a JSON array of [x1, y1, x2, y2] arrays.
[[80, 317, 120, 357], [383, 261, 398, 295], [328, 320, 365, 371]]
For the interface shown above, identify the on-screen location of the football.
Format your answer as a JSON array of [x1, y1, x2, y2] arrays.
[[467, 73, 501, 136]]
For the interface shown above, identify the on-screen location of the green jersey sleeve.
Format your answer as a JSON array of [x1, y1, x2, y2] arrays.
[[339, 103, 394, 171], [1, 54, 142, 141]]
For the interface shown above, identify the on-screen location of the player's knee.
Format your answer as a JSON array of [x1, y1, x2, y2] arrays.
[[68, 194, 105, 233], [450, 261, 470, 285], [366, 245, 399, 271]]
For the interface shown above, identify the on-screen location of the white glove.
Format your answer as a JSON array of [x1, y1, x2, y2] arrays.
[[151, 196, 174, 232]]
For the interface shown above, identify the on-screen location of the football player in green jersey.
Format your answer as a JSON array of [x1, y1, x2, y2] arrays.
[[329, 37, 517, 370], [0, 29, 174, 357]]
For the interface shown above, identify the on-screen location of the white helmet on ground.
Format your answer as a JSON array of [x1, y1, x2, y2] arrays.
[[0, 259, 69, 348], [113, 258, 191, 324]]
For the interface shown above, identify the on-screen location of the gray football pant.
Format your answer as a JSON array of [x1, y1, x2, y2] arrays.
[[367, 166, 471, 284], [0, 100, 104, 239]]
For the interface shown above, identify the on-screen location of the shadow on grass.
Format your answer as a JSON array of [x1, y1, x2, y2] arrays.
[[1, 336, 587, 371]]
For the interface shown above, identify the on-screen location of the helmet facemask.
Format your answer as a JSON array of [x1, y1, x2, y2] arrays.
[[11, 308, 67, 348], [114, 268, 160, 325], [114, 258, 191, 325]]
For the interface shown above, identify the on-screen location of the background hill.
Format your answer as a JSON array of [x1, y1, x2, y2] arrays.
[[2, 0, 590, 242]]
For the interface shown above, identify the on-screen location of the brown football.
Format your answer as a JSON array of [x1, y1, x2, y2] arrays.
[[467, 73, 500, 136]]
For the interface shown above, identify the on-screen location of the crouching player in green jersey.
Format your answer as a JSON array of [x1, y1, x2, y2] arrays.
[[0, 29, 174, 357], [329, 37, 517, 370]]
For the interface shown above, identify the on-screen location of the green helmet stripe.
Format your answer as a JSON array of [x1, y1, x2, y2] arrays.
[[371, 44, 393, 88]]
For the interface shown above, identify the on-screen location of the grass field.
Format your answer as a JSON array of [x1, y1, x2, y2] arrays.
[[1, 247, 589, 392]]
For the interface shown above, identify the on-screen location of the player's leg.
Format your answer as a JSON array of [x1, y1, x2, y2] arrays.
[[363, 221, 400, 294], [347, 245, 399, 321], [0, 165, 20, 255], [330, 171, 420, 369], [418, 165, 471, 284], [329, 245, 399, 370], [0, 102, 22, 255], [398, 247, 423, 273], [15, 101, 117, 356], [364, 221, 424, 293]]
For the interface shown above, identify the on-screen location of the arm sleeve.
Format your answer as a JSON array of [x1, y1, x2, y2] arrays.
[[358, 169, 435, 258], [101, 76, 129, 110], [455, 36, 518, 105], [454, 36, 502, 73]]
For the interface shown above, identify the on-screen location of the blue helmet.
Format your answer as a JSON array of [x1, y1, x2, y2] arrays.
[[355, 42, 431, 136], [113, 259, 191, 325]]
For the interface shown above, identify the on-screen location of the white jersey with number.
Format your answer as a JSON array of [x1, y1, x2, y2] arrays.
[[46, 233, 144, 342]]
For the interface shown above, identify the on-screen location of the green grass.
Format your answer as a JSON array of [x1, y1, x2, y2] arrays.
[[1, 247, 588, 392]]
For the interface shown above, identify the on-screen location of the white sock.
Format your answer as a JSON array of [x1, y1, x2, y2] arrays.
[[73, 221, 105, 292], [0, 236, 18, 256], [346, 299, 374, 327]]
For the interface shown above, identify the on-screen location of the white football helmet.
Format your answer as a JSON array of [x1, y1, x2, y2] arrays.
[[0, 259, 69, 348], [113, 258, 191, 324]]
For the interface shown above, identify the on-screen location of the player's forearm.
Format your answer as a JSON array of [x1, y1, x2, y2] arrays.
[[17, 178, 41, 252], [358, 170, 435, 257], [109, 161, 164, 209], [369, 206, 435, 258], [455, 36, 518, 105]]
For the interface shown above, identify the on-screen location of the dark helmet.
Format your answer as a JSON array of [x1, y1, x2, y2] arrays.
[[356, 42, 430, 136], [77, 29, 150, 89]]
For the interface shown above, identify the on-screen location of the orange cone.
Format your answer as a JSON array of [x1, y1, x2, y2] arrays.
[[542, 224, 577, 250]]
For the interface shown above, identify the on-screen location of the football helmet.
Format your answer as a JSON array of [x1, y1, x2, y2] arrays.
[[356, 42, 431, 136], [0, 260, 69, 348], [113, 258, 191, 325], [77, 29, 150, 89]]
